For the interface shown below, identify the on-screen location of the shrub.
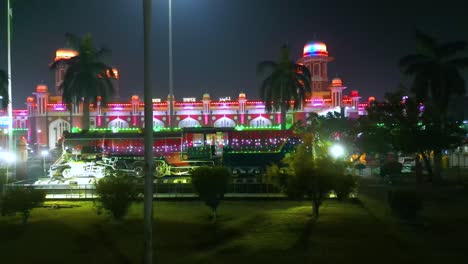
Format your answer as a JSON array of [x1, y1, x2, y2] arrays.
[[191, 166, 230, 221], [333, 174, 358, 200], [0, 168, 6, 189], [387, 189, 422, 220], [1, 187, 46, 225], [95, 176, 137, 221]]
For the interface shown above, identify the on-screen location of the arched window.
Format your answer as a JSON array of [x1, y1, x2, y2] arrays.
[[108, 118, 129, 128], [153, 118, 165, 128], [178, 117, 200, 128], [313, 63, 320, 76], [214, 117, 235, 127], [249, 116, 272, 127], [48, 118, 70, 149]]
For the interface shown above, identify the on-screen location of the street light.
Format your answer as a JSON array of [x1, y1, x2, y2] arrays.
[[329, 143, 345, 159], [41, 150, 49, 178]]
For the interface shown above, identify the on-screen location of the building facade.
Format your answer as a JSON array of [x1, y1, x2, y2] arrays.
[[0, 41, 371, 150]]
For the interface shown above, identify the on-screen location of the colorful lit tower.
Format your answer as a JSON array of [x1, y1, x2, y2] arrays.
[[297, 41, 334, 98]]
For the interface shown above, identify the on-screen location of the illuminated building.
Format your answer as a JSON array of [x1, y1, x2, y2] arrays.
[[0, 41, 373, 150]]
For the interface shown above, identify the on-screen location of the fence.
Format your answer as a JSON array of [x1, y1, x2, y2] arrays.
[[3, 182, 282, 199]]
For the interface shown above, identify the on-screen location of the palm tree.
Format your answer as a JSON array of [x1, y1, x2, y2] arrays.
[[400, 30, 468, 181], [400, 30, 468, 115], [50, 33, 115, 131], [258, 45, 310, 130], [0, 70, 8, 109]]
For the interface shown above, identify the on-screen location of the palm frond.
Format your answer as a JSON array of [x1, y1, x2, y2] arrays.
[[64, 33, 82, 49], [436, 41, 467, 58], [415, 30, 436, 57], [399, 54, 428, 68], [257, 61, 277, 75], [447, 57, 468, 68]]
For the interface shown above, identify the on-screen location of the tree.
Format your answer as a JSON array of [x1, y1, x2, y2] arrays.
[[283, 145, 335, 219], [50, 33, 116, 130], [400, 31, 468, 180], [0, 69, 8, 109], [94, 176, 137, 221], [258, 45, 311, 130], [358, 90, 464, 182], [294, 111, 359, 159], [191, 166, 230, 221], [1, 187, 46, 225], [332, 171, 358, 201]]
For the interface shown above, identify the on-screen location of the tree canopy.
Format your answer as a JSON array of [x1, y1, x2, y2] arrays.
[[50, 33, 116, 130], [400, 31, 468, 116], [258, 45, 311, 129]]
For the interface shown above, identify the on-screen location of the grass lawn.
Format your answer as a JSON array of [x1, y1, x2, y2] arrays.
[[1, 196, 468, 263]]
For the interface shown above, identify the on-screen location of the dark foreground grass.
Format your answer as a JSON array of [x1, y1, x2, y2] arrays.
[[1, 197, 467, 264]]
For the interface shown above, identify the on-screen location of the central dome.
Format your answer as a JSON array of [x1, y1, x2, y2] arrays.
[[303, 41, 328, 57]]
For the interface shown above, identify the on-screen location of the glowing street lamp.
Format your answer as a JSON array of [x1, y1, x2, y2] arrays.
[[41, 150, 49, 178], [329, 144, 345, 159]]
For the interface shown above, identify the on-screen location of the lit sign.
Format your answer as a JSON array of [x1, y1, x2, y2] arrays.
[[152, 98, 162, 103], [183, 98, 196, 102], [219, 97, 231, 102]]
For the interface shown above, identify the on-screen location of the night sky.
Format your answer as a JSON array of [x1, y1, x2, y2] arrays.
[[0, 0, 467, 108]]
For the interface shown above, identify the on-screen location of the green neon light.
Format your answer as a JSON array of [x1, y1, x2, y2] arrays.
[[0, 128, 27, 131], [234, 125, 282, 131], [71, 127, 182, 133]]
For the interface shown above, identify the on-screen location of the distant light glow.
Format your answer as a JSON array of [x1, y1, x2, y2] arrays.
[[0, 152, 16, 163], [329, 144, 345, 159], [41, 150, 49, 157], [54, 49, 78, 61]]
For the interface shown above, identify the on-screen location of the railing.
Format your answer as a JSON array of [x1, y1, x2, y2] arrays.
[[3, 183, 282, 199]]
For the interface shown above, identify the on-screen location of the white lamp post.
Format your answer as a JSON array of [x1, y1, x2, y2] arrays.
[[7, 0, 14, 153]]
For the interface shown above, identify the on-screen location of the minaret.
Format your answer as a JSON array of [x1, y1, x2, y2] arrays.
[[107, 68, 120, 101], [350, 90, 361, 110], [33, 84, 49, 147], [131, 95, 140, 127], [202, 93, 211, 125], [329, 77, 347, 108], [26, 96, 35, 142], [96, 96, 103, 127], [297, 41, 334, 98], [238, 92, 247, 125]]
